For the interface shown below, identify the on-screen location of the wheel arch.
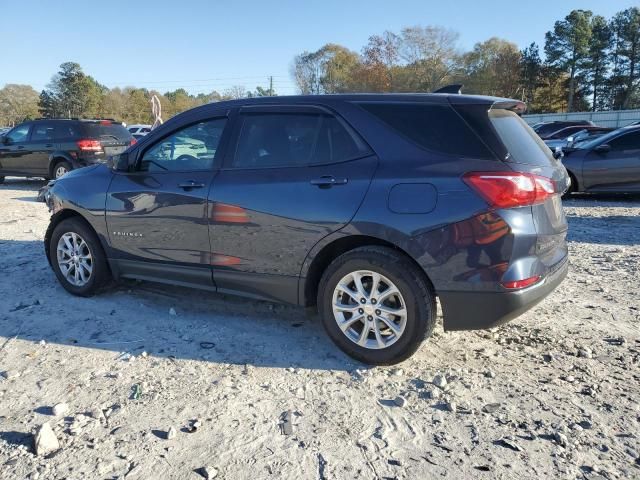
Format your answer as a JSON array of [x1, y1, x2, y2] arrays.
[[44, 209, 107, 269], [300, 234, 434, 307], [48, 153, 73, 178]]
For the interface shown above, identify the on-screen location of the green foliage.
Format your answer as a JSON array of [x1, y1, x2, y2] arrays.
[[0, 84, 40, 125]]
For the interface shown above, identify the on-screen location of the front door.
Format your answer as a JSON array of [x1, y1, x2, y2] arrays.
[[0, 123, 32, 175], [583, 130, 640, 192], [209, 106, 377, 303], [105, 116, 229, 288]]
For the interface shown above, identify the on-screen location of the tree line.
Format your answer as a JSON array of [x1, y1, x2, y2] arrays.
[[0, 7, 638, 127], [0, 63, 274, 127], [292, 7, 640, 113]]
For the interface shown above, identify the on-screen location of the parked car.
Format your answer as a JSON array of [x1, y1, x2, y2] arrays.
[[532, 120, 594, 139], [127, 124, 152, 136], [544, 126, 613, 150], [0, 119, 134, 183], [562, 124, 640, 194], [44, 94, 569, 364]]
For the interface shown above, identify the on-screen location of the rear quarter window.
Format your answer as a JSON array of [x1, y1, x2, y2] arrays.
[[357, 102, 495, 159]]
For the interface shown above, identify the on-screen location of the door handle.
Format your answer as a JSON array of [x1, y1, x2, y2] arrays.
[[178, 181, 205, 190], [310, 175, 348, 188]]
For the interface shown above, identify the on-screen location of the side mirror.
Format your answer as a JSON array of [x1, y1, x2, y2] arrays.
[[553, 147, 564, 160], [114, 152, 133, 172], [595, 144, 611, 154]]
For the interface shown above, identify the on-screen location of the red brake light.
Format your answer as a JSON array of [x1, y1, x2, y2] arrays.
[[100, 120, 111, 125], [501, 275, 541, 289], [130, 138, 137, 146], [76, 139, 103, 152], [463, 172, 555, 209]]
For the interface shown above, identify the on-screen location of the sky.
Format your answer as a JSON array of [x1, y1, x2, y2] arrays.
[[1, 0, 636, 95]]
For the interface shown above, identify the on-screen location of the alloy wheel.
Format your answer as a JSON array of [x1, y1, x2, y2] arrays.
[[56, 232, 93, 287], [332, 270, 407, 350]]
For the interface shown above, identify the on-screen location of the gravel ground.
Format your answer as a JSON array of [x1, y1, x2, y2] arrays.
[[0, 178, 639, 480]]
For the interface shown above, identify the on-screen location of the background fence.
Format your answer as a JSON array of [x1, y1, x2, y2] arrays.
[[523, 109, 640, 128]]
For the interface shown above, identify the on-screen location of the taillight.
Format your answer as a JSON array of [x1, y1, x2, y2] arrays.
[[76, 139, 103, 152], [130, 138, 137, 146], [463, 172, 555, 209], [501, 275, 541, 289]]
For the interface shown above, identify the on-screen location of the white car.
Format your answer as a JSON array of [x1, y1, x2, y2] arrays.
[[127, 124, 152, 136]]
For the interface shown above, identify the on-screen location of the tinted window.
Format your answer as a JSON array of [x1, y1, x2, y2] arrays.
[[489, 109, 555, 166], [54, 123, 80, 139], [608, 131, 640, 152], [6, 124, 30, 143], [233, 113, 365, 168], [358, 102, 493, 159], [80, 123, 133, 142], [140, 118, 226, 172], [31, 123, 56, 141]]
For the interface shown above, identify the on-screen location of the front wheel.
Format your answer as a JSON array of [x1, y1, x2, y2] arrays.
[[318, 246, 436, 365], [53, 161, 72, 179], [49, 218, 110, 296]]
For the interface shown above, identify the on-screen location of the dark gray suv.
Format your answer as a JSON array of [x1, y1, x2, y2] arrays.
[[44, 94, 569, 364]]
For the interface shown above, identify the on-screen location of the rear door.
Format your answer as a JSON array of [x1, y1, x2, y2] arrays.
[[209, 105, 377, 303], [106, 115, 229, 287], [26, 122, 58, 175], [582, 130, 640, 192], [0, 123, 32, 174]]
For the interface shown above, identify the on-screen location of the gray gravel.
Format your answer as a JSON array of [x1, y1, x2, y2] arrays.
[[0, 179, 639, 479]]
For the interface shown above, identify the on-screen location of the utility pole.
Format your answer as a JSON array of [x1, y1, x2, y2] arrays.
[[269, 76, 273, 96]]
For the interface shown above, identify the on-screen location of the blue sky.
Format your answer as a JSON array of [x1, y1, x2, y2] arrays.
[[1, 0, 635, 95]]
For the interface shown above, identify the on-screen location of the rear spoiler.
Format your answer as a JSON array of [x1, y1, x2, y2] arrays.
[[433, 84, 463, 94], [490, 100, 527, 114]]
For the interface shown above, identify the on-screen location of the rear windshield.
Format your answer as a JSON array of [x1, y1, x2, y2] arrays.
[[357, 102, 494, 159], [79, 123, 133, 142], [489, 109, 555, 166]]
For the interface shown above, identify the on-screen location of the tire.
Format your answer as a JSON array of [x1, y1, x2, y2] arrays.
[[318, 246, 436, 365], [49, 217, 110, 296], [52, 160, 72, 179], [562, 172, 578, 198]]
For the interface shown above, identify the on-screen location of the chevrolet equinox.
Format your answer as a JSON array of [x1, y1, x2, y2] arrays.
[[44, 94, 569, 365]]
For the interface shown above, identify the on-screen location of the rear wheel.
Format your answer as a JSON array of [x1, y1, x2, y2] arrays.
[[53, 161, 72, 179], [318, 246, 436, 365], [49, 218, 110, 296]]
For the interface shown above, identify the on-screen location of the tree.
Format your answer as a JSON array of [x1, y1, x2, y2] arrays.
[[545, 10, 593, 111], [360, 32, 400, 91], [520, 43, 542, 108], [223, 85, 247, 100], [609, 7, 640, 109], [38, 62, 105, 118], [397, 26, 461, 91], [462, 38, 521, 98], [0, 84, 40, 125], [291, 44, 361, 94], [585, 15, 612, 110]]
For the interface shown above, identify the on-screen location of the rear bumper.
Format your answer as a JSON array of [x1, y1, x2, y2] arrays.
[[438, 256, 568, 331]]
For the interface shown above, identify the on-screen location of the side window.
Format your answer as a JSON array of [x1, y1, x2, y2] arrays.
[[6, 124, 30, 143], [233, 112, 365, 168], [54, 123, 79, 140], [608, 131, 640, 152], [358, 102, 494, 159], [139, 118, 226, 172], [31, 123, 56, 142]]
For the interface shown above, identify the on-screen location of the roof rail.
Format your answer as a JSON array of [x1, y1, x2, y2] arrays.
[[433, 84, 463, 94]]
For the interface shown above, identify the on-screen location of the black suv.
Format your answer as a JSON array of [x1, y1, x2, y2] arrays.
[[0, 119, 134, 183], [44, 94, 569, 364]]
